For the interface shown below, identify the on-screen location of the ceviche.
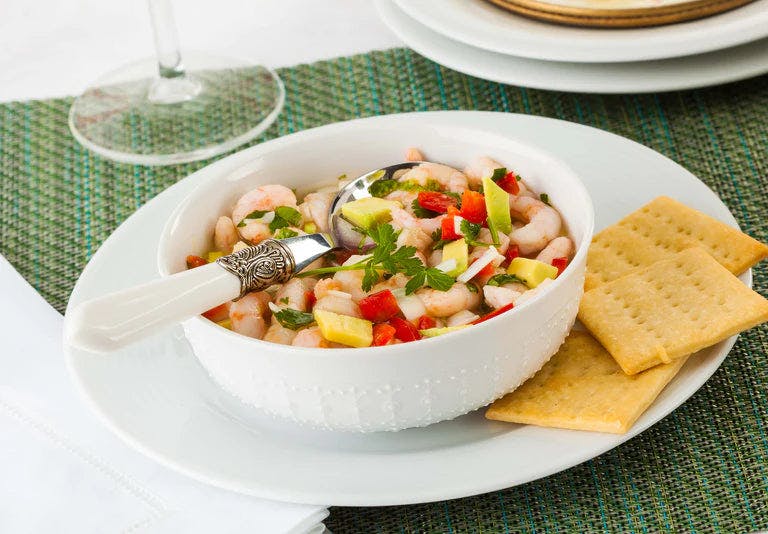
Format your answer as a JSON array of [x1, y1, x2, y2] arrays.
[[186, 149, 574, 348]]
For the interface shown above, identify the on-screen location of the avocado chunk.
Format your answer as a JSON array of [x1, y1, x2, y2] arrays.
[[507, 257, 558, 288], [441, 239, 469, 276], [482, 176, 512, 236], [340, 197, 401, 230], [314, 309, 373, 348], [419, 325, 470, 338]]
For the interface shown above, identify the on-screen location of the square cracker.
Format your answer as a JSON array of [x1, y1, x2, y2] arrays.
[[585, 196, 768, 290], [486, 331, 687, 434], [578, 247, 768, 375]]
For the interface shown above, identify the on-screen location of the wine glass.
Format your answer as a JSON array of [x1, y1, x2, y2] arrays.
[[68, 0, 284, 165]]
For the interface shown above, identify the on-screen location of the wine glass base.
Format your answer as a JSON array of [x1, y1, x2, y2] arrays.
[[69, 53, 285, 166]]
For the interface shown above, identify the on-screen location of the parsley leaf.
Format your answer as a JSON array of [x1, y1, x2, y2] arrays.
[[269, 206, 302, 232], [491, 168, 507, 182], [487, 274, 525, 287], [273, 308, 315, 330], [273, 227, 299, 240], [299, 222, 455, 295], [423, 268, 455, 292], [237, 209, 270, 227], [539, 193, 551, 206]]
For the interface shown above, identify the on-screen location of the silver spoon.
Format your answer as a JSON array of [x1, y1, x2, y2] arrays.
[[65, 161, 420, 352]]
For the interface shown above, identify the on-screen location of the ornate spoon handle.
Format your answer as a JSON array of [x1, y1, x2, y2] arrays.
[[65, 234, 334, 352]]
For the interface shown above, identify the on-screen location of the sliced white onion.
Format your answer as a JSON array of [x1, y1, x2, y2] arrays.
[[268, 302, 282, 314], [453, 215, 466, 236], [396, 294, 427, 321], [327, 289, 353, 299], [446, 310, 479, 327], [435, 258, 457, 274], [457, 246, 501, 283], [390, 288, 407, 299]]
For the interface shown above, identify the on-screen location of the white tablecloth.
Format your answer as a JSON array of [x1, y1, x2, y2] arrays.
[[0, 0, 401, 103]]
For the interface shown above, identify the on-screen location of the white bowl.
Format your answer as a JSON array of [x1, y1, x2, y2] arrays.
[[157, 114, 594, 432]]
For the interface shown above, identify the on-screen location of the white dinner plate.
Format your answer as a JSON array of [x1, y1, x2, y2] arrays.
[[395, 0, 768, 63], [65, 111, 749, 506], [379, 0, 768, 94]]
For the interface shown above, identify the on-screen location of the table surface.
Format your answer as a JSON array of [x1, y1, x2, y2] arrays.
[[0, 0, 401, 103]]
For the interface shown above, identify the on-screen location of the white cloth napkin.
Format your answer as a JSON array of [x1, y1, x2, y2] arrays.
[[0, 255, 329, 534]]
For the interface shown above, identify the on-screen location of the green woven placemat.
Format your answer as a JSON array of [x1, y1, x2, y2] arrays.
[[2, 48, 768, 533]]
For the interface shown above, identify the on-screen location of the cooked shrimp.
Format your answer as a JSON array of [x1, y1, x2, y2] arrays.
[[397, 227, 432, 252], [405, 147, 424, 162], [427, 249, 442, 268], [213, 216, 239, 254], [292, 326, 331, 348], [508, 196, 562, 255], [229, 292, 271, 339], [297, 191, 333, 233], [330, 254, 369, 301], [399, 162, 468, 193], [446, 309, 479, 327], [385, 190, 418, 214], [371, 273, 408, 294], [535, 236, 574, 265], [238, 220, 271, 244], [274, 278, 310, 311], [313, 294, 363, 318], [314, 278, 344, 299], [416, 283, 481, 317], [483, 284, 526, 310], [232, 184, 297, 225], [390, 206, 444, 234], [463, 156, 504, 189], [263, 321, 298, 345]]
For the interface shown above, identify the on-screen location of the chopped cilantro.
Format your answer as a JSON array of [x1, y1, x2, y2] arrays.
[[299, 222, 456, 295], [540, 193, 551, 206], [412, 198, 440, 219], [273, 227, 299, 240], [487, 274, 525, 287], [490, 168, 507, 182], [236, 209, 270, 227], [270, 206, 302, 232], [273, 308, 315, 330]]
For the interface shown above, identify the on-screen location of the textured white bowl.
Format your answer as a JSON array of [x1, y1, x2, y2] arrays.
[[157, 115, 594, 432]]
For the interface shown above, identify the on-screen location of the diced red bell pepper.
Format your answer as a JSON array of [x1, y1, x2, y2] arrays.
[[496, 171, 520, 195], [358, 289, 402, 323], [186, 255, 208, 269], [202, 302, 230, 322], [552, 256, 569, 276], [459, 190, 487, 224], [441, 215, 461, 241], [389, 317, 422, 342], [504, 244, 520, 264], [372, 323, 397, 346], [474, 260, 496, 280], [416, 315, 437, 330], [306, 290, 317, 308], [417, 191, 458, 214], [472, 302, 514, 325]]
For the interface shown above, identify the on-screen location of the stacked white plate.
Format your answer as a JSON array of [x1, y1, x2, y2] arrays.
[[376, 0, 768, 93]]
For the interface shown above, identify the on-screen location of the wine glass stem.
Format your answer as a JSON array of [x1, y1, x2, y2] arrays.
[[148, 0, 184, 79]]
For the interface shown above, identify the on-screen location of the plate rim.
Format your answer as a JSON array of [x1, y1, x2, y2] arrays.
[[64, 111, 749, 506], [380, 0, 768, 94], [393, 0, 768, 63]]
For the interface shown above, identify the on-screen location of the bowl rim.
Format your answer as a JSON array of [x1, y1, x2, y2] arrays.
[[157, 113, 595, 356]]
